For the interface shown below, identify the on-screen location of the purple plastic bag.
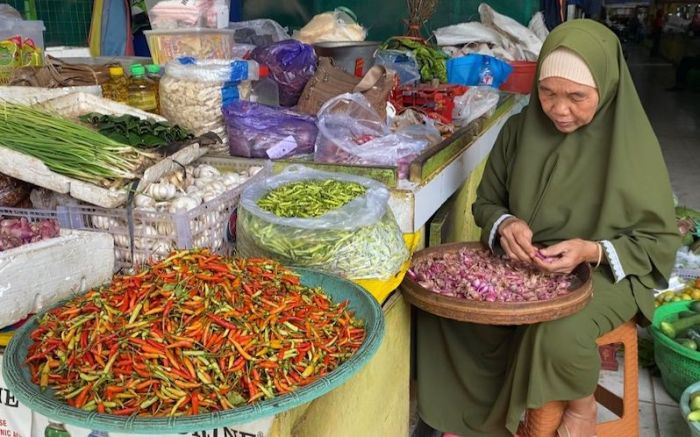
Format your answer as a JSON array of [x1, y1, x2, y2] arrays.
[[251, 40, 317, 107], [223, 100, 318, 159]]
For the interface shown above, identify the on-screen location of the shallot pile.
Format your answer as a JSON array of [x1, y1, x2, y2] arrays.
[[0, 217, 60, 251], [408, 248, 574, 302]]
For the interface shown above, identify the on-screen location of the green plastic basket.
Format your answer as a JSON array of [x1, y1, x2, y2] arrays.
[[2, 267, 385, 434], [651, 301, 700, 401], [680, 380, 700, 437]]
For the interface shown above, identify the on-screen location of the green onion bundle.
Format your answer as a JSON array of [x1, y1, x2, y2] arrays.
[[0, 103, 152, 187]]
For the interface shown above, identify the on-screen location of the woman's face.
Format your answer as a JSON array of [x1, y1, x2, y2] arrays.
[[538, 77, 600, 133]]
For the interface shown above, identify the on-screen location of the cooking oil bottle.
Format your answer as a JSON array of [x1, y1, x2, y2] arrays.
[[127, 64, 158, 113], [102, 66, 128, 104], [145, 64, 162, 114]]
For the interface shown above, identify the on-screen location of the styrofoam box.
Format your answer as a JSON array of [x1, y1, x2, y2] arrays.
[[0, 230, 114, 329]]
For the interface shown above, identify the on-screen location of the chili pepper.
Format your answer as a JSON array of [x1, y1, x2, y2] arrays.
[[27, 250, 365, 417]]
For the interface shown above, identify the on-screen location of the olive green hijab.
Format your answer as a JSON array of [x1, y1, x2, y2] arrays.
[[474, 19, 680, 318]]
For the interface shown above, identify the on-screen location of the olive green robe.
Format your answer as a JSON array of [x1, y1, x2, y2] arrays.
[[416, 20, 680, 436]]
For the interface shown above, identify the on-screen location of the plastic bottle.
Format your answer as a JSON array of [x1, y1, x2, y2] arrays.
[[128, 64, 158, 113], [44, 422, 71, 437], [145, 64, 162, 114], [102, 66, 128, 104], [214, 0, 230, 29]]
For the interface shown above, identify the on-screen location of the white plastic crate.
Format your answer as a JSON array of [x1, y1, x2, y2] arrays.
[[60, 158, 270, 269]]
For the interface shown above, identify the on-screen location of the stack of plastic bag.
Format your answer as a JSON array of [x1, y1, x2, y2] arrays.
[[434, 3, 545, 61]]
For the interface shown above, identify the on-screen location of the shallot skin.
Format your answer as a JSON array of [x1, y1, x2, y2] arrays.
[[0, 217, 60, 251], [409, 248, 574, 302]]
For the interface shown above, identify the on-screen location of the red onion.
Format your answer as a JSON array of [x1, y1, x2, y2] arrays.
[[0, 217, 60, 252], [409, 248, 574, 302]]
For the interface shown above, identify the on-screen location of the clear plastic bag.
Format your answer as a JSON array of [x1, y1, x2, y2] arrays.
[[293, 9, 367, 44], [0, 174, 30, 207], [237, 165, 408, 280], [146, 0, 230, 29], [250, 40, 317, 107], [229, 19, 290, 46], [452, 86, 500, 127], [222, 100, 318, 159], [160, 59, 254, 151], [314, 93, 439, 179], [375, 49, 420, 85]]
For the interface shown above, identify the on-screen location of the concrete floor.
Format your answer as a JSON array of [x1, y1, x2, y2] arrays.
[[627, 47, 700, 209], [599, 46, 699, 437]]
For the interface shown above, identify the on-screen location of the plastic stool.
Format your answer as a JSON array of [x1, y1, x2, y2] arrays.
[[519, 320, 639, 437], [594, 319, 639, 437]]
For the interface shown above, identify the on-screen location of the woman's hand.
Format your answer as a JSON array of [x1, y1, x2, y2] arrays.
[[533, 239, 600, 274], [498, 217, 537, 263]]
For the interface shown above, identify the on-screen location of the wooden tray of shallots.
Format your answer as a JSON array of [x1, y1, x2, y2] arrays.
[[401, 242, 593, 324]]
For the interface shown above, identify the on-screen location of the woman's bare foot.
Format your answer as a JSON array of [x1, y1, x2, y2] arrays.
[[557, 395, 597, 437]]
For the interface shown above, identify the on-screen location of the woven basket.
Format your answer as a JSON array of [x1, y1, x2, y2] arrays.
[[401, 242, 593, 324], [651, 301, 700, 401]]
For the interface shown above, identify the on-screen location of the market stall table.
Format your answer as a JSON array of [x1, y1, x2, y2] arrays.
[[0, 93, 527, 437]]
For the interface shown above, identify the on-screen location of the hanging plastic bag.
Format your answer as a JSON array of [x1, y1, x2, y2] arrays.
[[314, 93, 439, 179], [447, 54, 512, 88], [452, 86, 500, 127], [222, 100, 318, 159], [250, 40, 317, 107], [237, 165, 408, 280]]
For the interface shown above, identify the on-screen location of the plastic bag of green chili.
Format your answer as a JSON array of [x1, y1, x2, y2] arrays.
[[237, 165, 409, 280]]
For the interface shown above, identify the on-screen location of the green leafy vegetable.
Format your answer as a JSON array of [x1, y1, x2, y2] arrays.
[[79, 113, 193, 149]]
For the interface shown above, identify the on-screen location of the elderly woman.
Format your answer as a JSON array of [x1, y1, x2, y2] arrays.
[[415, 20, 680, 437]]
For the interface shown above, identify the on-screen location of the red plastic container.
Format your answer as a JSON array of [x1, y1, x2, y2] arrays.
[[500, 61, 537, 94]]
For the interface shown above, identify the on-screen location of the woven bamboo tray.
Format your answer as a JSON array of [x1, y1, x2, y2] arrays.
[[401, 242, 593, 324]]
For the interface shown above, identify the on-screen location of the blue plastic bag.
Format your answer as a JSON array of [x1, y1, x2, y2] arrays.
[[447, 54, 513, 88]]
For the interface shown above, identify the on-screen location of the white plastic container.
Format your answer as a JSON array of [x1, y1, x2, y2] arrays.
[[144, 28, 235, 65]]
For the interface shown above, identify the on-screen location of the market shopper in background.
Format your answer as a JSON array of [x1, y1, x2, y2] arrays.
[[415, 20, 680, 437]]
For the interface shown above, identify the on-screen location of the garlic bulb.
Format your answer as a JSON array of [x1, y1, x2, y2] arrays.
[[194, 164, 220, 179], [147, 182, 177, 201], [134, 194, 156, 208], [221, 173, 243, 187], [201, 190, 218, 203], [194, 177, 213, 189], [204, 181, 226, 195], [92, 215, 112, 230], [248, 166, 263, 177], [169, 196, 200, 213]]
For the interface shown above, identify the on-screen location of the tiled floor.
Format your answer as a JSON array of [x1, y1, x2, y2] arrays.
[[602, 44, 700, 437], [598, 363, 690, 436]]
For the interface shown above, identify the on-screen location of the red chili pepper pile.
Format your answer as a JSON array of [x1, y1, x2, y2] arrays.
[[26, 249, 365, 417]]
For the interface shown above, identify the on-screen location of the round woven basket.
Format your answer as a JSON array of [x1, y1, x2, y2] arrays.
[[400, 242, 593, 325], [651, 301, 700, 401]]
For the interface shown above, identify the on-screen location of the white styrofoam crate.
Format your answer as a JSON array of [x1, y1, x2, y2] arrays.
[[0, 229, 114, 329]]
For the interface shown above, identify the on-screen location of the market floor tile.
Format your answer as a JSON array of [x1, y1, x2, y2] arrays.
[[627, 45, 700, 209]]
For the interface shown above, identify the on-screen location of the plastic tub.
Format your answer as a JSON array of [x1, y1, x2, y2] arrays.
[[680, 380, 700, 437], [500, 60, 537, 94], [144, 28, 236, 65]]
